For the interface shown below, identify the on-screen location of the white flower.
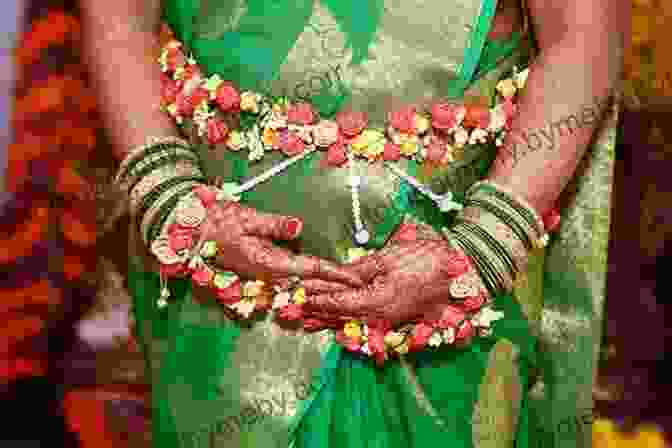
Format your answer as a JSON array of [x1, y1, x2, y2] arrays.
[[473, 307, 505, 328], [243, 280, 265, 298], [453, 127, 469, 148], [442, 327, 456, 344], [428, 332, 444, 347], [535, 233, 550, 248], [488, 104, 507, 132], [240, 91, 261, 113], [360, 343, 371, 355], [272, 291, 291, 309], [264, 111, 288, 129], [469, 128, 489, 145], [515, 68, 530, 90], [230, 299, 256, 318]]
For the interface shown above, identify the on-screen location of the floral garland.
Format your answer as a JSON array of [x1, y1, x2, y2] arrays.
[[153, 183, 508, 366], [158, 38, 528, 167], [153, 33, 537, 365]]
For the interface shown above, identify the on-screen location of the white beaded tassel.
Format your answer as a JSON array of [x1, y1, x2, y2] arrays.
[[348, 152, 369, 245]]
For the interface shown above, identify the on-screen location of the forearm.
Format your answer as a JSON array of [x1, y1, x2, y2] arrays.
[[488, 2, 625, 216], [80, 0, 176, 160]]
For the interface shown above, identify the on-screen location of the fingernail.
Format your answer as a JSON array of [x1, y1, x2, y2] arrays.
[[284, 218, 303, 239]]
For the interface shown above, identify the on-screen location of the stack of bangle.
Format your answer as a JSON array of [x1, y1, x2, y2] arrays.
[[442, 181, 549, 297], [113, 136, 208, 247]]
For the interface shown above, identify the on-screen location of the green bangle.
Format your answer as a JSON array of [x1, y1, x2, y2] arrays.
[[449, 226, 500, 296], [147, 185, 196, 245], [136, 175, 205, 225], [117, 141, 193, 184], [465, 198, 534, 250], [470, 184, 543, 237], [126, 151, 201, 196], [460, 220, 517, 280]]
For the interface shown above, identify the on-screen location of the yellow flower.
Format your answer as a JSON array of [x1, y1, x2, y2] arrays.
[[262, 127, 280, 148], [496, 78, 517, 99], [414, 114, 430, 134], [396, 133, 420, 156], [394, 339, 410, 354], [292, 287, 306, 305], [243, 280, 265, 298], [351, 130, 386, 161], [346, 248, 369, 263], [226, 130, 244, 151], [344, 321, 363, 339], [593, 419, 666, 448], [240, 91, 260, 113], [384, 331, 405, 348]]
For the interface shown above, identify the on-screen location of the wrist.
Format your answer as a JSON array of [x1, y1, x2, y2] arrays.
[[442, 180, 557, 297]]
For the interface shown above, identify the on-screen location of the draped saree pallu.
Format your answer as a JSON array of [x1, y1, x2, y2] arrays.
[[126, 0, 619, 447]]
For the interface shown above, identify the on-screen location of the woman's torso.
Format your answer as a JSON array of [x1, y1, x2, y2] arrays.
[[153, 1, 531, 445], [184, 0, 527, 261]]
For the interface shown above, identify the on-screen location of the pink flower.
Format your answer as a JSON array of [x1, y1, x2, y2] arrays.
[[383, 143, 401, 161], [176, 88, 209, 116], [254, 298, 273, 312], [335, 330, 362, 352], [463, 104, 491, 129], [436, 305, 467, 329], [460, 293, 486, 312], [193, 185, 217, 208], [279, 132, 306, 156], [444, 250, 472, 277], [278, 303, 304, 321], [388, 106, 417, 133], [215, 82, 241, 112], [207, 119, 229, 145], [502, 98, 516, 130], [215, 279, 242, 305], [287, 102, 317, 125], [191, 265, 214, 287], [167, 223, 196, 252], [303, 318, 330, 332], [543, 207, 561, 233], [321, 141, 347, 167], [455, 320, 475, 342], [313, 120, 340, 147], [431, 102, 460, 130], [335, 110, 368, 137], [161, 74, 180, 105], [409, 322, 435, 352], [393, 223, 418, 242], [160, 262, 187, 278], [426, 140, 446, 163], [165, 48, 186, 72], [367, 326, 388, 366]]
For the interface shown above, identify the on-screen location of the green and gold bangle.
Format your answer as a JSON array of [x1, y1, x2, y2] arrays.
[[114, 136, 191, 184], [124, 149, 201, 195], [464, 198, 534, 250], [128, 162, 203, 213], [460, 220, 518, 282], [468, 181, 545, 237], [136, 175, 205, 226]]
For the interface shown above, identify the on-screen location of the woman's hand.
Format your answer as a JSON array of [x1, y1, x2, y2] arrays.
[[300, 224, 472, 327], [200, 200, 364, 287]]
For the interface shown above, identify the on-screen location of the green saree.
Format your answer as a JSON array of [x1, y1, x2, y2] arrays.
[[128, 1, 619, 447]]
